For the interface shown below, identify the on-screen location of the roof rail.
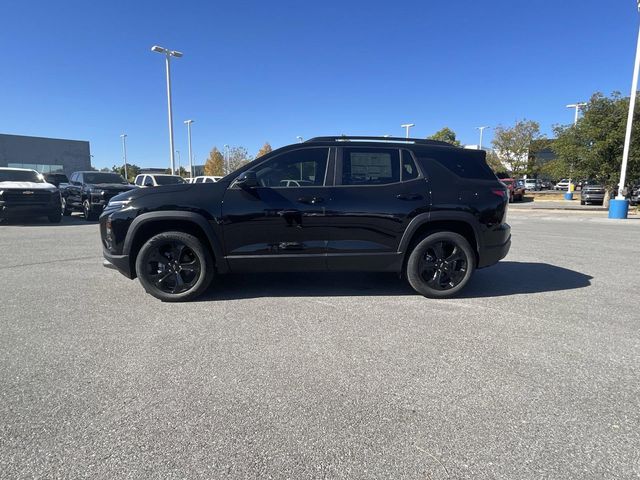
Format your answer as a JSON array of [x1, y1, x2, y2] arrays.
[[304, 135, 454, 147]]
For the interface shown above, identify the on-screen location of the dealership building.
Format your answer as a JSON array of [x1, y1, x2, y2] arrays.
[[0, 133, 91, 176]]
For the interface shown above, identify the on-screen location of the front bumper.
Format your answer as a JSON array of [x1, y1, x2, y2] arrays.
[[0, 204, 60, 219], [102, 248, 134, 279], [581, 193, 605, 203]]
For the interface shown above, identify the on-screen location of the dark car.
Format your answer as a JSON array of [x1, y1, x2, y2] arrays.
[[580, 180, 607, 205], [62, 171, 137, 220], [0, 167, 62, 223], [43, 172, 69, 188], [628, 182, 640, 206], [100, 136, 511, 302]]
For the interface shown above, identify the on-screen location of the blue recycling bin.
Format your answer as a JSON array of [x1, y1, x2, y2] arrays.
[[564, 192, 573, 200], [608, 199, 629, 219]]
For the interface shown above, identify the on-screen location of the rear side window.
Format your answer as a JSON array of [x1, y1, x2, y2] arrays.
[[424, 154, 496, 180], [341, 148, 400, 185], [401, 150, 420, 181]]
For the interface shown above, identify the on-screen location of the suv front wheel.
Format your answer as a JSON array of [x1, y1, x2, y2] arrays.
[[135, 231, 214, 302], [406, 231, 475, 298]]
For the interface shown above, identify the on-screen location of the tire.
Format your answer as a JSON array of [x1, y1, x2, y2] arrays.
[[48, 210, 62, 223], [83, 199, 98, 221], [135, 231, 215, 302], [508, 193, 514, 203], [406, 231, 475, 298], [61, 197, 71, 216], [580, 200, 585, 205]]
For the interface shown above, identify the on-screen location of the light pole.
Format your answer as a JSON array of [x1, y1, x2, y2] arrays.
[[175, 150, 181, 175], [297, 136, 303, 143], [610, 0, 640, 219], [120, 134, 128, 181], [401, 123, 415, 138], [224, 144, 229, 175], [151, 45, 183, 174], [565, 103, 587, 200], [184, 120, 194, 178], [476, 126, 490, 150]]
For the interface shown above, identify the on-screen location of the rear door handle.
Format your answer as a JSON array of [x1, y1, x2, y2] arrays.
[[396, 193, 423, 200], [297, 196, 324, 205]]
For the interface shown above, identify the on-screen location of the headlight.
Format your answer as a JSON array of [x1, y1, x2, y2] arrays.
[[107, 199, 131, 209]]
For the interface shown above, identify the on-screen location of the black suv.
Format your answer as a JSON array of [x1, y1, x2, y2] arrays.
[[62, 171, 137, 220], [100, 137, 511, 301]]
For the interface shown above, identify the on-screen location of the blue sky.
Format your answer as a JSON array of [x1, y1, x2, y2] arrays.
[[1, 0, 638, 170]]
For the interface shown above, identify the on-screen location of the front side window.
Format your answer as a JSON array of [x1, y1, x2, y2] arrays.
[[341, 148, 400, 185], [254, 148, 329, 188]]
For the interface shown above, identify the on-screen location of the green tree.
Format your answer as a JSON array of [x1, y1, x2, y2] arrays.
[[112, 164, 140, 182], [552, 91, 640, 205], [203, 147, 225, 176], [228, 146, 252, 172], [427, 127, 461, 147], [256, 142, 273, 158], [491, 120, 543, 177], [485, 150, 507, 175]]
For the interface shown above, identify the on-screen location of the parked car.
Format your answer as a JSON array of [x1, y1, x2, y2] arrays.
[[524, 178, 541, 191], [540, 180, 552, 190], [43, 172, 69, 188], [500, 178, 525, 202], [0, 167, 62, 223], [580, 180, 606, 205], [554, 179, 575, 191], [133, 174, 186, 187], [628, 182, 640, 206], [101, 135, 511, 302], [193, 176, 223, 183], [62, 171, 137, 220]]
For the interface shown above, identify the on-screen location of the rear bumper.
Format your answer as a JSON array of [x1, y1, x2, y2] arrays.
[[478, 224, 511, 268], [102, 248, 134, 279]]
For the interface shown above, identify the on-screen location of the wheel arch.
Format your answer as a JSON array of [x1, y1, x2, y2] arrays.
[[123, 211, 228, 277], [399, 212, 481, 268]]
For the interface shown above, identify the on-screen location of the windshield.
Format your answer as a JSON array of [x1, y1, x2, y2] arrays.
[[84, 172, 127, 184], [0, 169, 44, 183], [155, 176, 185, 185]]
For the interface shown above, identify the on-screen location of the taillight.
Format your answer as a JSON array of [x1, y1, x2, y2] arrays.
[[491, 189, 507, 199]]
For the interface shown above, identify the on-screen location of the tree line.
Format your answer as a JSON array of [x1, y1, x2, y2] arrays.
[[427, 91, 640, 199]]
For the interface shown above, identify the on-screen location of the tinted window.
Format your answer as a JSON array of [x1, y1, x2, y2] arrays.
[[195, 177, 203, 183], [255, 148, 329, 187], [155, 176, 185, 185], [144, 176, 154, 186], [84, 172, 127, 184], [0, 169, 44, 183], [134, 176, 143, 186], [424, 154, 496, 180], [401, 150, 420, 181], [342, 148, 400, 185]]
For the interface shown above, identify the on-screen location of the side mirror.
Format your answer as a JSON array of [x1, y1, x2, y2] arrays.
[[235, 171, 258, 188]]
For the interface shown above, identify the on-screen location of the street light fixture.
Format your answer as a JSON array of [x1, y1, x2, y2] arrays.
[[610, 0, 640, 219], [401, 123, 415, 138], [120, 134, 128, 181], [184, 120, 194, 179], [297, 136, 303, 143], [475, 126, 490, 150], [151, 45, 183, 174]]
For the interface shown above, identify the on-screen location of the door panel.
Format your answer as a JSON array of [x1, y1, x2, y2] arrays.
[[220, 147, 332, 272], [326, 148, 429, 271]]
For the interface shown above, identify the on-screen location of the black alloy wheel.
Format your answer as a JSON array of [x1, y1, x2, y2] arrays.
[[61, 196, 71, 216], [83, 200, 97, 221], [406, 231, 475, 298], [136, 231, 214, 302]]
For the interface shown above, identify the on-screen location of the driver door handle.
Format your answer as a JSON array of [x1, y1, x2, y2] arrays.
[[297, 196, 324, 205], [396, 193, 423, 200]]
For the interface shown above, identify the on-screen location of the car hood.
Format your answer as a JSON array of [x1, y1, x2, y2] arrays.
[[108, 181, 227, 203], [0, 181, 57, 190]]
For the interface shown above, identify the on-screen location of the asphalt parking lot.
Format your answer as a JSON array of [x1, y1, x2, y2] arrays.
[[1, 211, 639, 479]]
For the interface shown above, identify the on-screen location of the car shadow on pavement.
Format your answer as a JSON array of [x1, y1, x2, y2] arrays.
[[198, 261, 592, 301], [460, 261, 592, 298]]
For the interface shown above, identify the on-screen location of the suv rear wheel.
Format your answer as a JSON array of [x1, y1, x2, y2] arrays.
[[406, 231, 475, 298], [135, 231, 214, 302]]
